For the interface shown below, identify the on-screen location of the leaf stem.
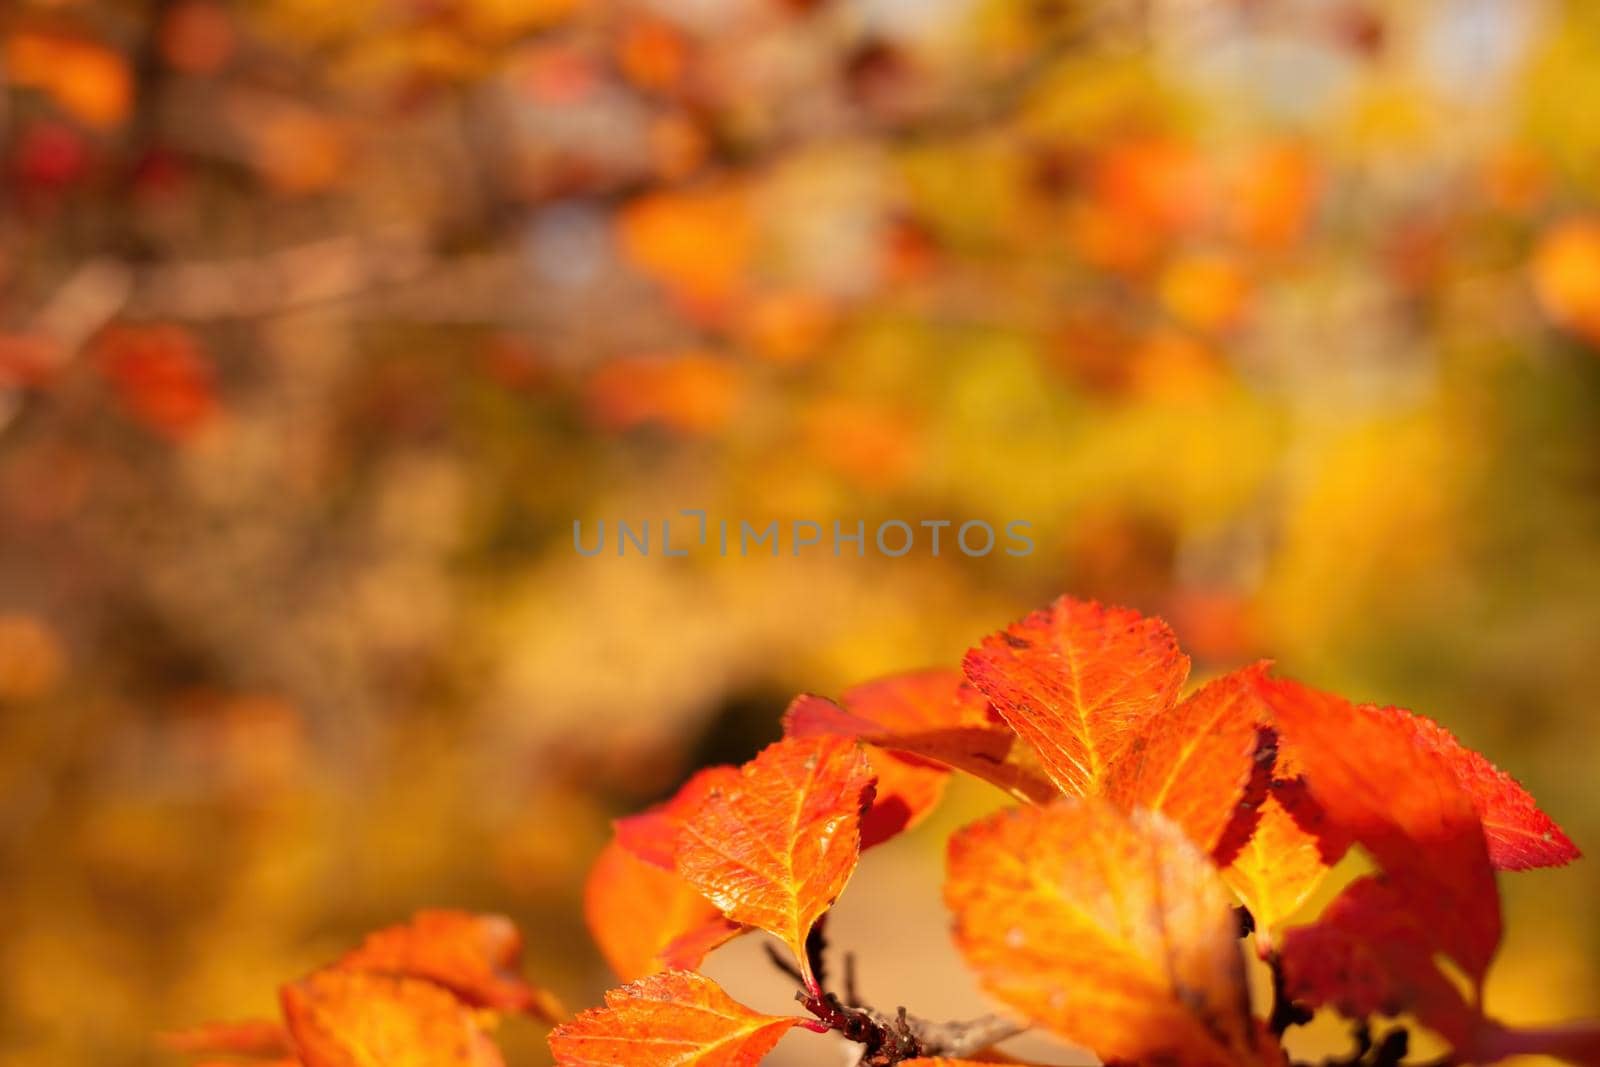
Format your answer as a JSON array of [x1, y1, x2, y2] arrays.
[[1267, 952, 1314, 1037]]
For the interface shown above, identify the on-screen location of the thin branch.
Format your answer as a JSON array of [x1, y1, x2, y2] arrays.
[[907, 1012, 1028, 1058], [1267, 952, 1314, 1037]]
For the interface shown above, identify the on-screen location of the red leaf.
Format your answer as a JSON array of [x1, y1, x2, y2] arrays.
[[548, 971, 798, 1067], [1364, 704, 1579, 871], [786, 669, 963, 847], [334, 909, 561, 1020], [675, 735, 875, 981], [785, 683, 1056, 804], [1209, 725, 1278, 868], [963, 597, 1190, 797], [615, 765, 742, 872], [1103, 662, 1273, 853], [1281, 876, 1479, 1048], [1259, 677, 1501, 983], [658, 915, 747, 973]]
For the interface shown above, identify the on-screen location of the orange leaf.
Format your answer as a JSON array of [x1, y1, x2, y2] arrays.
[[1223, 788, 1335, 947], [615, 765, 743, 872], [334, 909, 561, 1020], [548, 971, 798, 1067], [1103, 663, 1273, 853], [785, 677, 1055, 804], [675, 735, 875, 981], [584, 838, 739, 982], [963, 597, 1190, 797], [658, 915, 747, 973], [1281, 876, 1479, 1048], [1363, 704, 1579, 871], [161, 1019, 292, 1059], [784, 670, 963, 846], [1259, 677, 1501, 982], [281, 971, 506, 1067], [945, 798, 1261, 1067], [1223, 724, 1349, 945]]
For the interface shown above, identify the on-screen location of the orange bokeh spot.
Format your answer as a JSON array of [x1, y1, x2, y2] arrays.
[[1531, 217, 1600, 348], [4, 31, 133, 129], [93, 324, 220, 442], [617, 17, 689, 94], [1229, 141, 1320, 252], [1158, 253, 1253, 336], [737, 291, 837, 366], [617, 185, 754, 318], [585, 351, 742, 436], [802, 397, 921, 490]]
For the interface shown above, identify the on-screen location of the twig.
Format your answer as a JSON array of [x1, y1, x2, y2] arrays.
[[1267, 952, 1314, 1036], [905, 1013, 1028, 1057]]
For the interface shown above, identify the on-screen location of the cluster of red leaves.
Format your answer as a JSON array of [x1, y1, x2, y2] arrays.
[[164, 910, 561, 1066], [568, 596, 1593, 1067], [171, 595, 1596, 1067]]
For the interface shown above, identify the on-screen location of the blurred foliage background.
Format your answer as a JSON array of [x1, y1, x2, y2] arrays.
[[2, 0, 1599, 1063]]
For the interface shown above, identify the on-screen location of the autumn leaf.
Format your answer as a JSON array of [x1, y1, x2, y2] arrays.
[[615, 765, 743, 872], [1103, 662, 1273, 853], [784, 670, 963, 846], [833, 670, 966, 824], [334, 909, 562, 1020], [547, 971, 798, 1067], [1259, 677, 1502, 983], [675, 735, 875, 983], [945, 798, 1261, 1067], [584, 837, 737, 982], [1223, 736, 1349, 946], [787, 700, 943, 849], [281, 971, 506, 1067], [658, 916, 747, 973], [785, 676, 1055, 804], [963, 597, 1190, 797], [1281, 876, 1479, 1049], [1362, 704, 1579, 870], [1223, 785, 1338, 947]]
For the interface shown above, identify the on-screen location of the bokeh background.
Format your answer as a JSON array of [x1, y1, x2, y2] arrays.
[[2, 0, 1599, 1063]]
